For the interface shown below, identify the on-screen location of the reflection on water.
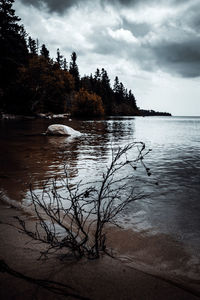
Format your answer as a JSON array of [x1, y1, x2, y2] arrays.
[[0, 116, 200, 252]]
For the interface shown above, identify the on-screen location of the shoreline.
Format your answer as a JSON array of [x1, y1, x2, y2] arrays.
[[0, 199, 199, 299], [0, 112, 172, 121]]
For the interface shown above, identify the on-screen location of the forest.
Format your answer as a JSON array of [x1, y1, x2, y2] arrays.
[[0, 0, 171, 117]]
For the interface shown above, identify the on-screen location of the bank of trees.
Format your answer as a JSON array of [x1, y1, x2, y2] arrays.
[[0, 0, 139, 117]]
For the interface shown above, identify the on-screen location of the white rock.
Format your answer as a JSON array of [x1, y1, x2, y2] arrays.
[[52, 114, 65, 119], [46, 124, 81, 137]]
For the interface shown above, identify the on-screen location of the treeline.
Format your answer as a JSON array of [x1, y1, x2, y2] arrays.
[[140, 110, 171, 116], [0, 0, 139, 117]]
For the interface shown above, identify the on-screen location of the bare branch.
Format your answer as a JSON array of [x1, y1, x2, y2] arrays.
[[17, 142, 151, 259]]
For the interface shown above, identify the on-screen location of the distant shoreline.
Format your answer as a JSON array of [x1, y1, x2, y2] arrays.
[[0, 110, 172, 120]]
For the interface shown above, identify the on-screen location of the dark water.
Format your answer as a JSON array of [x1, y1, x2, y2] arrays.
[[0, 116, 200, 252]]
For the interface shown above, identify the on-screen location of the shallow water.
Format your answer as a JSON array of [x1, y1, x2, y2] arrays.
[[0, 116, 200, 254]]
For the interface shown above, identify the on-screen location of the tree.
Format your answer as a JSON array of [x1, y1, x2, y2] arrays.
[[63, 58, 68, 71], [128, 89, 137, 109], [28, 36, 37, 55], [101, 68, 110, 89], [56, 48, 63, 69], [113, 77, 125, 103], [14, 56, 74, 114], [113, 76, 120, 94], [40, 44, 49, 60], [94, 68, 101, 81], [80, 75, 93, 92], [0, 0, 21, 35], [72, 88, 104, 117], [0, 0, 28, 108], [69, 51, 80, 90]]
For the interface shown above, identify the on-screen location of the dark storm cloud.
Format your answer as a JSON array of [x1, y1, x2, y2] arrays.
[[150, 40, 200, 77], [101, 0, 190, 7], [19, 0, 197, 13], [19, 0, 191, 13], [20, 0, 81, 13]]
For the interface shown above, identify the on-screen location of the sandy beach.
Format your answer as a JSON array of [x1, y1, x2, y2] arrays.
[[0, 201, 199, 300]]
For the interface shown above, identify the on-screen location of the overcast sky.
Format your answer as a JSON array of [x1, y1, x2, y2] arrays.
[[14, 0, 200, 116]]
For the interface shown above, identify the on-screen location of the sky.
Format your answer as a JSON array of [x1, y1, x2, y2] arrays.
[[14, 0, 200, 116]]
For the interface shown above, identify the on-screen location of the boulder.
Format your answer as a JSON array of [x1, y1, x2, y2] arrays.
[[46, 124, 81, 137]]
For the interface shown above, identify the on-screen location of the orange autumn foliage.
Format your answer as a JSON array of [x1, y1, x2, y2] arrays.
[[17, 56, 74, 113], [72, 88, 104, 117]]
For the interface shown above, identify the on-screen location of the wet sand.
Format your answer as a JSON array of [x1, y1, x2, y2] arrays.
[[0, 202, 199, 300]]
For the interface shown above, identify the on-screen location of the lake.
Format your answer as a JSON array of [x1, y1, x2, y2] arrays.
[[0, 116, 200, 254]]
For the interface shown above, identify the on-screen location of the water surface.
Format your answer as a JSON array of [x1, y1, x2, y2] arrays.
[[0, 116, 200, 253]]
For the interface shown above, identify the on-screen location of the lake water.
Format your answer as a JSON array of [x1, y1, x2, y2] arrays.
[[0, 116, 200, 254]]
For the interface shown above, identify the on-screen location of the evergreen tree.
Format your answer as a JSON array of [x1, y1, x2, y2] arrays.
[[128, 89, 137, 109], [40, 44, 49, 60], [69, 51, 80, 90], [113, 76, 125, 103], [63, 58, 68, 71], [80, 75, 93, 91], [101, 68, 110, 89], [0, 0, 20, 35], [113, 76, 120, 94], [0, 0, 28, 109], [94, 68, 101, 81], [28, 36, 37, 55], [36, 38, 39, 55], [56, 48, 63, 69], [119, 82, 125, 99]]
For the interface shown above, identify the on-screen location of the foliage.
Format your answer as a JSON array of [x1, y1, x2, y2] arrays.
[[11, 56, 74, 114], [72, 88, 104, 117], [16, 143, 151, 260]]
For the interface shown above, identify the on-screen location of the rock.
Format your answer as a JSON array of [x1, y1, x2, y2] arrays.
[[36, 113, 48, 119], [52, 114, 66, 119], [46, 124, 81, 137]]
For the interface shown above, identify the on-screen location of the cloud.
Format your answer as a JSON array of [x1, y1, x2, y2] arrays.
[[122, 19, 151, 37], [150, 40, 200, 77], [107, 28, 139, 44], [17, 0, 200, 78], [18, 0, 193, 14], [19, 0, 81, 13]]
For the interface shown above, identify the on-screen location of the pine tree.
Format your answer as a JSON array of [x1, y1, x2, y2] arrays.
[[113, 76, 120, 93], [101, 68, 110, 89], [94, 68, 101, 81], [40, 44, 49, 60], [56, 48, 63, 69], [119, 82, 125, 99], [63, 58, 68, 71], [0, 0, 21, 35], [128, 89, 137, 109], [28, 37, 37, 55], [69, 51, 80, 90], [0, 0, 28, 109]]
